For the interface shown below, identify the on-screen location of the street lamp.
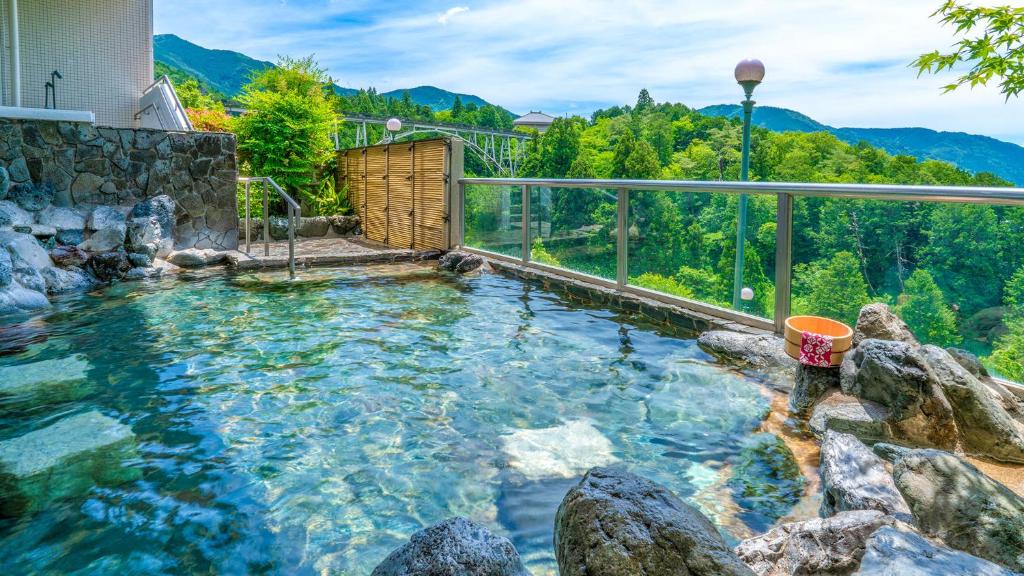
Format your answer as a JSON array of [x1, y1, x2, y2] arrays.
[[385, 118, 402, 143], [732, 58, 765, 310]]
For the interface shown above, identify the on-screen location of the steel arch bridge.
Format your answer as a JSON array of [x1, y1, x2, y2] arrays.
[[341, 114, 532, 177]]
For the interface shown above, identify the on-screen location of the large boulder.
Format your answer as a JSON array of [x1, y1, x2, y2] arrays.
[[7, 182, 55, 212], [1, 231, 52, 271], [0, 200, 33, 229], [919, 345, 1024, 463], [81, 206, 127, 252], [852, 303, 917, 347], [369, 517, 530, 576], [130, 195, 175, 255], [809, 390, 892, 443], [167, 248, 227, 268], [439, 251, 486, 275], [892, 448, 1024, 571], [946, 347, 990, 378], [35, 206, 86, 232], [819, 430, 910, 519], [268, 216, 290, 241], [840, 339, 957, 450], [554, 467, 755, 576], [297, 216, 330, 237], [789, 364, 839, 416], [735, 510, 897, 576], [726, 433, 805, 531], [40, 266, 95, 295], [697, 331, 797, 372], [86, 251, 132, 283], [125, 216, 164, 257], [855, 526, 1019, 576]]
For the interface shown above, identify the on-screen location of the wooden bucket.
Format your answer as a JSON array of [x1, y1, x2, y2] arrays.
[[783, 316, 854, 367]]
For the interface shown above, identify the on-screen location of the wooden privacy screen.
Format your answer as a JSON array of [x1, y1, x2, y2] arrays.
[[339, 138, 455, 250]]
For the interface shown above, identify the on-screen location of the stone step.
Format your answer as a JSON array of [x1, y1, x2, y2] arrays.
[[0, 354, 91, 396], [0, 410, 138, 515]]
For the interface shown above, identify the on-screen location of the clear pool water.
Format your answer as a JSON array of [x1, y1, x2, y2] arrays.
[[0, 264, 792, 574]]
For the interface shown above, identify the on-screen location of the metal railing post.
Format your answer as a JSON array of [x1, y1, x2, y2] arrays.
[[457, 180, 465, 247], [774, 192, 793, 333], [617, 187, 628, 289], [262, 179, 270, 257], [288, 204, 296, 279], [244, 180, 251, 253], [521, 184, 530, 263]]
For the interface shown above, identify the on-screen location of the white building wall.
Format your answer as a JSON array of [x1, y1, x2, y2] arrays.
[[0, 0, 153, 127]]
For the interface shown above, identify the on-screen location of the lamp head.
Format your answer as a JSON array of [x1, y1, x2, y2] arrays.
[[734, 59, 764, 97]]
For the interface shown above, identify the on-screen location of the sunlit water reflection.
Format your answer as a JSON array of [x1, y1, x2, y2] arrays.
[[0, 264, 796, 574]]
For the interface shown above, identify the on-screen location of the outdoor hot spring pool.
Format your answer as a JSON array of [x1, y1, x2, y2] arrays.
[[0, 264, 812, 575]]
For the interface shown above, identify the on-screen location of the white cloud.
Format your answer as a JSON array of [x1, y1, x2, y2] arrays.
[[437, 6, 469, 25], [154, 0, 1024, 144]]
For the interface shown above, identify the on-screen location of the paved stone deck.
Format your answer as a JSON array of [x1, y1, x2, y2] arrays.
[[225, 237, 424, 270]]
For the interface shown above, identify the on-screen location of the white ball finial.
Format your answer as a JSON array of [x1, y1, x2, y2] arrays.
[[386, 118, 402, 132], [740, 287, 755, 301], [734, 59, 766, 84]]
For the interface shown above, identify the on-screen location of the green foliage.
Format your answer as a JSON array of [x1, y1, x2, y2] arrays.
[[175, 78, 224, 111], [896, 269, 961, 346], [914, 2, 1024, 99], [233, 56, 336, 209], [793, 252, 872, 327], [990, 266, 1024, 379], [530, 237, 562, 267], [631, 272, 694, 299]]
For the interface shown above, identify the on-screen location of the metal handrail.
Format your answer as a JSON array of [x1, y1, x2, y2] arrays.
[[136, 75, 194, 131], [238, 176, 300, 278], [456, 177, 1024, 334]]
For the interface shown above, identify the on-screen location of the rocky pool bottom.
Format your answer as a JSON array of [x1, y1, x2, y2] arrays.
[[0, 263, 822, 575]]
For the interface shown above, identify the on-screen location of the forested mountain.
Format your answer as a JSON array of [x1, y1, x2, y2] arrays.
[[153, 35, 506, 115], [700, 104, 1024, 185]]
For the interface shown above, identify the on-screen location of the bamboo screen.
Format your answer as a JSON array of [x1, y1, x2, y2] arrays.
[[339, 138, 451, 250]]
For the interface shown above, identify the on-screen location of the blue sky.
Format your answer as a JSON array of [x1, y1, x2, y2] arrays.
[[156, 0, 1024, 144]]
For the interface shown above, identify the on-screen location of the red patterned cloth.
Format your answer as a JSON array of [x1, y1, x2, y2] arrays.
[[799, 331, 834, 367]]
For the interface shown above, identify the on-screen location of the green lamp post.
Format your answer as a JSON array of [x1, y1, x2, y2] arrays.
[[732, 58, 765, 309]]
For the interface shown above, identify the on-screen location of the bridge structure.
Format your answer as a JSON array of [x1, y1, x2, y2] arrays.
[[340, 114, 533, 177]]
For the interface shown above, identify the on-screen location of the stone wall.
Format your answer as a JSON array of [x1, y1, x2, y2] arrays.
[[0, 119, 238, 250]]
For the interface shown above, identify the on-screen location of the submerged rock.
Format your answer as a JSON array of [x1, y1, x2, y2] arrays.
[[0, 355, 91, 395], [697, 331, 797, 373], [919, 345, 1024, 463], [726, 433, 805, 531], [852, 303, 917, 347], [855, 526, 1019, 576], [819, 430, 910, 520], [735, 510, 897, 576], [554, 467, 755, 576], [891, 448, 1024, 571], [370, 517, 530, 576], [500, 421, 617, 480], [0, 410, 136, 516]]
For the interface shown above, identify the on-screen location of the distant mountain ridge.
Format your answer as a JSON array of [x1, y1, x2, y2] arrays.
[[154, 34, 507, 114], [699, 104, 1024, 185]]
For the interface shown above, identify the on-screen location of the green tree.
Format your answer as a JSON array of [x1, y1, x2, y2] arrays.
[[635, 88, 655, 114], [234, 56, 336, 210], [896, 269, 961, 345], [990, 266, 1024, 379], [914, 2, 1024, 99], [792, 251, 872, 326], [451, 96, 465, 120]]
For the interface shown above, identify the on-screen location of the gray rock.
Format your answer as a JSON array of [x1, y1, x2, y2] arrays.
[[0, 284, 50, 312], [86, 205, 127, 233], [7, 182, 55, 212], [841, 339, 957, 450], [698, 330, 798, 371], [370, 517, 530, 576], [49, 245, 89, 268], [920, 345, 1024, 463], [439, 251, 468, 271], [35, 205, 86, 232], [727, 433, 805, 531], [86, 251, 132, 282], [735, 510, 897, 576], [124, 266, 161, 280], [128, 252, 152, 268], [855, 526, 1019, 576], [790, 364, 839, 416], [892, 448, 1024, 571], [455, 253, 485, 274], [329, 214, 360, 235], [0, 250, 10, 288], [819, 430, 910, 520], [167, 248, 227, 268], [554, 467, 755, 576], [297, 216, 330, 237], [946, 347, 989, 378], [0, 166, 9, 199], [79, 227, 125, 252], [55, 229, 84, 246], [125, 216, 162, 255], [0, 230, 52, 271], [871, 443, 910, 463], [129, 195, 175, 255], [853, 303, 917, 347], [809, 390, 892, 442], [29, 224, 57, 238], [40, 266, 95, 294], [268, 216, 290, 240], [0, 200, 33, 228]]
